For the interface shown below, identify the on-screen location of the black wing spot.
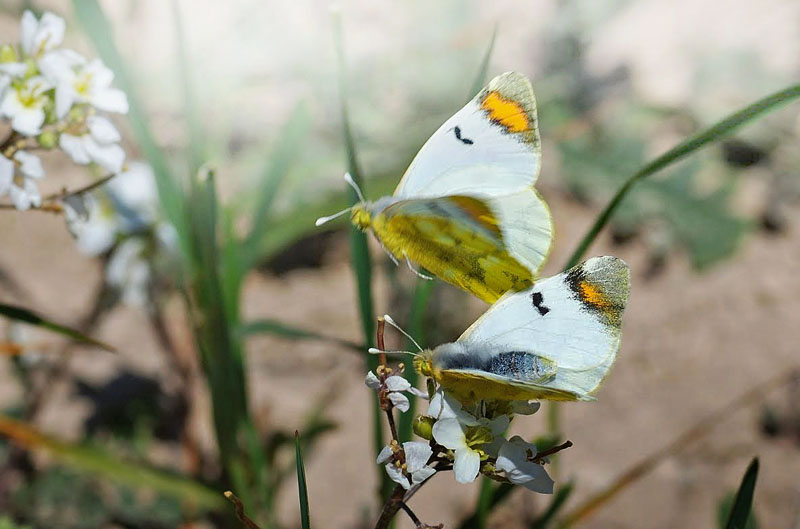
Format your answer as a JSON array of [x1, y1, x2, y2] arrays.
[[531, 291, 550, 316], [453, 126, 474, 145]]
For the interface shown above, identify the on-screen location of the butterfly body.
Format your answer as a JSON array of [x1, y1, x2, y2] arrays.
[[345, 72, 553, 303], [415, 256, 631, 402]]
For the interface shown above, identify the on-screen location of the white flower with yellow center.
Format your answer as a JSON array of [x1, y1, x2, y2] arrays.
[[20, 10, 65, 60], [376, 441, 436, 490], [0, 75, 51, 135], [40, 56, 128, 118], [60, 115, 126, 173]]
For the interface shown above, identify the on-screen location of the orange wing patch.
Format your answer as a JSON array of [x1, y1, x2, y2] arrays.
[[578, 281, 612, 310], [480, 91, 530, 133]]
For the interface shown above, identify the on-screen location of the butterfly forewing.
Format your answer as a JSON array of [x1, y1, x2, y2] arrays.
[[393, 72, 541, 199]]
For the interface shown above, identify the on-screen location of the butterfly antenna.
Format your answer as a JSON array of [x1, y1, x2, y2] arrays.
[[383, 314, 424, 353], [315, 206, 352, 227], [368, 347, 417, 357], [343, 172, 366, 203]]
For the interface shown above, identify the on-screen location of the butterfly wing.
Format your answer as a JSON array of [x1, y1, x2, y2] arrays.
[[393, 72, 541, 199], [371, 188, 552, 303], [440, 256, 631, 400]]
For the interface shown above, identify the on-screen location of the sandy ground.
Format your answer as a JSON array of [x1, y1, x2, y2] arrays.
[[1, 0, 800, 527]]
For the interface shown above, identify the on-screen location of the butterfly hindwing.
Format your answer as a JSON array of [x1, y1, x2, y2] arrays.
[[432, 257, 631, 400], [393, 72, 541, 199], [371, 188, 552, 303]]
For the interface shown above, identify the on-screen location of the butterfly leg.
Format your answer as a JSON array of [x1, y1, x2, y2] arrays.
[[405, 255, 434, 280]]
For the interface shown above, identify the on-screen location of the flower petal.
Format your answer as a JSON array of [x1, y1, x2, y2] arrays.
[[364, 371, 381, 390], [91, 88, 129, 114], [402, 442, 432, 474], [427, 390, 462, 419], [11, 106, 44, 135], [60, 134, 91, 165], [0, 155, 13, 195], [511, 401, 541, 415], [453, 448, 480, 483], [88, 115, 121, 144], [432, 418, 466, 450], [388, 391, 409, 413], [411, 465, 436, 485], [84, 140, 125, 173], [384, 375, 411, 392], [14, 151, 44, 179], [384, 463, 411, 490], [376, 444, 394, 464], [20, 11, 37, 56], [521, 466, 554, 494]]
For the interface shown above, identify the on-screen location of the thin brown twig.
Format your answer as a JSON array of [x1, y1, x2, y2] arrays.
[[556, 367, 800, 528], [0, 173, 117, 212], [533, 440, 573, 463], [224, 491, 263, 529], [399, 501, 423, 528]]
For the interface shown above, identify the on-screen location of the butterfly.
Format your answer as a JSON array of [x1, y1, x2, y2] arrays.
[[318, 72, 552, 304], [380, 256, 630, 402]]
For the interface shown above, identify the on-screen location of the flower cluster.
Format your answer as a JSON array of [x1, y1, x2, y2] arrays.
[[366, 368, 554, 494], [65, 162, 178, 307], [0, 10, 129, 210]]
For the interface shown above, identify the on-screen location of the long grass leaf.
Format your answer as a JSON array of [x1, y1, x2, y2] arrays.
[[239, 319, 363, 351], [0, 413, 223, 511], [397, 279, 433, 442], [170, 0, 206, 173], [0, 302, 115, 352], [724, 458, 759, 529], [530, 483, 575, 529], [332, 9, 387, 500], [72, 0, 188, 248], [564, 83, 800, 270], [295, 432, 311, 529], [467, 26, 498, 98], [244, 103, 312, 265]]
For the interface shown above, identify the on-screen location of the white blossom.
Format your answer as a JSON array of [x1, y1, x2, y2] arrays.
[[377, 441, 436, 490], [431, 409, 509, 484], [495, 436, 554, 494], [0, 151, 44, 210], [20, 10, 65, 59], [365, 371, 424, 413], [60, 115, 125, 173], [106, 238, 151, 307], [42, 56, 128, 118], [0, 75, 51, 135]]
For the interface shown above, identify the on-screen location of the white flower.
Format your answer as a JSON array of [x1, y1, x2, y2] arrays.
[[0, 62, 28, 79], [0, 75, 51, 135], [20, 10, 65, 59], [42, 57, 128, 118], [495, 436, 554, 494], [60, 115, 126, 173], [364, 371, 424, 413], [0, 151, 44, 210], [377, 441, 436, 490], [106, 238, 151, 307], [106, 162, 160, 228], [64, 193, 117, 256], [432, 409, 509, 484]]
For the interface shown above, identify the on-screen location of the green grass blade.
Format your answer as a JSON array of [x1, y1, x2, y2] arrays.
[[456, 482, 514, 529], [72, 0, 188, 248], [397, 279, 434, 442], [243, 103, 312, 266], [0, 302, 115, 352], [332, 9, 387, 500], [170, 0, 205, 173], [530, 483, 575, 529], [0, 413, 223, 511], [295, 432, 311, 529], [723, 458, 759, 529], [238, 319, 363, 351], [467, 26, 498, 98], [564, 83, 800, 270]]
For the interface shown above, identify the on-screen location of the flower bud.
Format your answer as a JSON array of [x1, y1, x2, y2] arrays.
[[0, 45, 18, 63], [412, 415, 435, 440], [37, 130, 58, 149]]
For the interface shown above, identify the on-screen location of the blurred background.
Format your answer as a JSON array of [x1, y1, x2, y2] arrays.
[[1, 0, 799, 528]]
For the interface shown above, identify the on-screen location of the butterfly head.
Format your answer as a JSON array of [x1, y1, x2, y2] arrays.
[[350, 203, 372, 231]]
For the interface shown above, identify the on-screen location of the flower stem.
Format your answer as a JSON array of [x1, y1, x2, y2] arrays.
[[399, 501, 423, 528]]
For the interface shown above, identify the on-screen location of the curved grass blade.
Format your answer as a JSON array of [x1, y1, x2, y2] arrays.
[[72, 0, 188, 249], [564, 83, 800, 270], [0, 413, 223, 511], [295, 432, 311, 529], [243, 103, 312, 266], [723, 458, 759, 529], [332, 9, 387, 500], [0, 302, 115, 352], [530, 483, 575, 529], [467, 25, 498, 98], [238, 319, 363, 352]]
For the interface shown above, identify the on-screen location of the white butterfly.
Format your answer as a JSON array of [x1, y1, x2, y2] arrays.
[[382, 256, 631, 402], [319, 72, 553, 304]]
